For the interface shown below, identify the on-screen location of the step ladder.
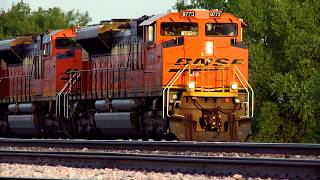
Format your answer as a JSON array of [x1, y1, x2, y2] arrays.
[[162, 63, 189, 119], [232, 65, 254, 118], [56, 72, 81, 119]]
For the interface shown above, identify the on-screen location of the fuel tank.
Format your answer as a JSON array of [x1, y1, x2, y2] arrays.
[[8, 103, 35, 113], [111, 99, 137, 111], [7, 114, 39, 136], [94, 112, 139, 136], [18, 103, 35, 113], [95, 100, 110, 112]]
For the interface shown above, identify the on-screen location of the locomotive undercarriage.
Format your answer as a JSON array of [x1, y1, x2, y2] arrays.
[[168, 91, 251, 141], [0, 97, 169, 139], [0, 93, 250, 141]]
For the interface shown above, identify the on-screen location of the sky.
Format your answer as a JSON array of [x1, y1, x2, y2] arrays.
[[0, 0, 178, 23]]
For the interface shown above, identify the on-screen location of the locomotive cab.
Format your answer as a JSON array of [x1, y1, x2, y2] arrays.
[[42, 29, 82, 94]]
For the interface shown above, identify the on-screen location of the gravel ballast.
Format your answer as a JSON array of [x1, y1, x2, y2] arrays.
[[0, 163, 264, 180]]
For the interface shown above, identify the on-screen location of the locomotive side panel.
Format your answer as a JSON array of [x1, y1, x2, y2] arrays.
[[144, 44, 163, 96], [42, 57, 55, 98]]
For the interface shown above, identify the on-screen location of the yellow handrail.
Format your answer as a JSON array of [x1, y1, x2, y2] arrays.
[[186, 64, 233, 91]]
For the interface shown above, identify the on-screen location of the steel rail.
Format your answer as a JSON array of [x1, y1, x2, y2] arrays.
[[0, 150, 319, 179], [0, 138, 319, 156]]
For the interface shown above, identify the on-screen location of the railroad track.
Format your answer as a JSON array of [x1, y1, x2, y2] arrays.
[[0, 150, 319, 179], [0, 138, 319, 155], [0, 138, 319, 179]]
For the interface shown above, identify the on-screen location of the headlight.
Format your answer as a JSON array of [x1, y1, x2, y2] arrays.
[[173, 94, 178, 100], [234, 98, 240, 104], [205, 41, 213, 55], [187, 81, 196, 91], [231, 82, 238, 90]]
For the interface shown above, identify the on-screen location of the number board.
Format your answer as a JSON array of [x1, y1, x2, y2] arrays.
[[210, 11, 222, 17], [182, 11, 195, 17]]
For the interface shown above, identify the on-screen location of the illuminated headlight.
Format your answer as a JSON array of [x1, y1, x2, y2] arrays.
[[187, 81, 196, 90], [235, 98, 241, 104], [173, 94, 178, 100], [231, 82, 238, 90], [205, 41, 214, 55]]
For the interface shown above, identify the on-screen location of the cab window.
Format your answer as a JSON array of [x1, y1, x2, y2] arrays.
[[205, 23, 237, 36], [55, 38, 78, 49], [43, 43, 51, 56], [147, 25, 154, 42], [161, 22, 198, 36]]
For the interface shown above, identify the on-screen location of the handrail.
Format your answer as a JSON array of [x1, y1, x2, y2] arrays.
[[63, 73, 81, 118], [56, 67, 127, 120], [162, 64, 254, 119], [162, 64, 189, 119], [56, 75, 71, 119], [166, 64, 189, 117], [233, 65, 254, 117], [187, 65, 232, 92], [56, 72, 81, 119], [0, 75, 31, 80], [162, 68, 184, 118]]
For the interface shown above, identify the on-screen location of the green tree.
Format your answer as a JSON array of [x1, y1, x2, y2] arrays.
[[237, 0, 320, 143], [174, 0, 235, 11], [0, 1, 91, 39], [174, 0, 320, 142]]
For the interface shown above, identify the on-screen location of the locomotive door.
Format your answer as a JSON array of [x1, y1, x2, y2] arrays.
[[143, 24, 159, 95]]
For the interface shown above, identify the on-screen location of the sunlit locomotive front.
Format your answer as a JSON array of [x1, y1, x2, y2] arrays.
[[144, 9, 254, 141], [0, 9, 253, 141]]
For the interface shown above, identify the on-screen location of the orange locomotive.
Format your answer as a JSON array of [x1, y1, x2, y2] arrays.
[[0, 9, 253, 141]]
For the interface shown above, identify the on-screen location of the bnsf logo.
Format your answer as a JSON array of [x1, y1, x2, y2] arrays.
[[169, 58, 244, 72]]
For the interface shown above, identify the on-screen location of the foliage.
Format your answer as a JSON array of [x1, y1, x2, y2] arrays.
[[0, 1, 91, 39], [175, 0, 320, 142], [175, 0, 231, 10]]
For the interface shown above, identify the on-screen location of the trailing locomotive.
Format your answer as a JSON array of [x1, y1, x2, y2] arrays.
[[0, 9, 254, 141]]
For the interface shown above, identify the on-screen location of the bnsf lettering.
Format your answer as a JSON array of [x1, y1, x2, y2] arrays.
[[231, 59, 244, 64], [173, 58, 244, 65], [193, 58, 205, 65], [169, 58, 244, 72], [215, 58, 228, 65], [174, 58, 192, 65]]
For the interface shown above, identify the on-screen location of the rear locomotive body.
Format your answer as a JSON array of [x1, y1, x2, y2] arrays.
[[0, 9, 253, 141]]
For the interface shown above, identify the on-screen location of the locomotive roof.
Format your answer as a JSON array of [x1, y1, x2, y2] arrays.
[[139, 13, 166, 26], [0, 36, 33, 51], [0, 39, 15, 51], [43, 30, 62, 43], [139, 9, 246, 26]]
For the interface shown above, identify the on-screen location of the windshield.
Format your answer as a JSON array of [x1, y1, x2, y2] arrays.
[[161, 22, 198, 36], [205, 23, 237, 36], [55, 38, 78, 49]]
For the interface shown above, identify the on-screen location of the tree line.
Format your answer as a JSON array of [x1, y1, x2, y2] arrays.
[[175, 0, 320, 143], [0, 1, 91, 39]]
